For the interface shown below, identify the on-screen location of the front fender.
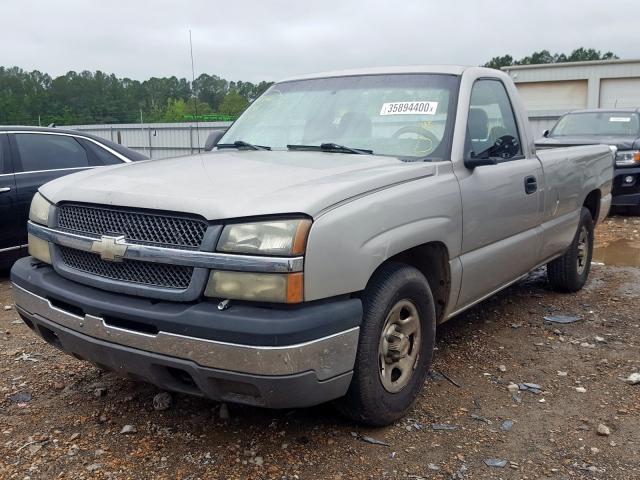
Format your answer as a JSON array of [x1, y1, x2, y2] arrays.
[[304, 166, 462, 301]]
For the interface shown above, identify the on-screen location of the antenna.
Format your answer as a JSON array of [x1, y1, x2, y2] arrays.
[[189, 29, 201, 152]]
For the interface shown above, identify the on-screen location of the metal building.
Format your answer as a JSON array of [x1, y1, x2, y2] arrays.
[[503, 58, 640, 135]]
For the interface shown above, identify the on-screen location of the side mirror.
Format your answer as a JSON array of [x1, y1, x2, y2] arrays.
[[464, 156, 498, 169], [465, 135, 519, 169], [542, 129, 550, 138], [204, 130, 225, 151]]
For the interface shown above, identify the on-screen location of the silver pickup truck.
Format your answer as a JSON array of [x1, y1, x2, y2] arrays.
[[11, 66, 613, 426]]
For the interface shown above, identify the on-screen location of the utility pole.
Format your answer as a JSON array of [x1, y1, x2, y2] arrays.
[[190, 29, 201, 152]]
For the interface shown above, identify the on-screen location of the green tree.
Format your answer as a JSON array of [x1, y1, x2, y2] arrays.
[[218, 90, 249, 116], [517, 50, 556, 65], [193, 73, 228, 111], [483, 55, 514, 70], [566, 47, 617, 62], [0, 65, 269, 126], [162, 98, 213, 122], [162, 98, 188, 122], [484, 48, 619, 69]]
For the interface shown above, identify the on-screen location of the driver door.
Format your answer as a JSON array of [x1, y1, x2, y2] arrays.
[[455, 79, 543, 309]]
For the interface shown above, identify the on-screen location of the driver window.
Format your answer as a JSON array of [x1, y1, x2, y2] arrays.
[[466, 80, 522, 160]]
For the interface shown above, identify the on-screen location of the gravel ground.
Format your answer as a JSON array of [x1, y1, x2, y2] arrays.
[[1, 215, 639, 480]]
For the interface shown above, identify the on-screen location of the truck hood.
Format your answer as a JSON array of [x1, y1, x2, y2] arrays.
[[536, 135, 640, 151], [40, 150, 436, 220]]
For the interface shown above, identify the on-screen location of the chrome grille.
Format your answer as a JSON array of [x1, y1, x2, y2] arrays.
[[57, 204, 208, 249], [59, 246, 193, 289]]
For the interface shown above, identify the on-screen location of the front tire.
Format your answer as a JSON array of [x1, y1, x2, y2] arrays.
[[337, 262, 436, 426], [547, 207, 594, 292]]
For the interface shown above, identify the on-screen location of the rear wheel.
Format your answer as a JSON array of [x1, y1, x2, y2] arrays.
[[547, 207, 594, 292], [337, 262, 436, 426]]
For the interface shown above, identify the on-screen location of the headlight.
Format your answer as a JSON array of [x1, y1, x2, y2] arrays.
[[615, 150, 640, 167], [204, 271, 303, 303], [29, 192, 52, 226], [217, 219, 311, 256], [211, 218, 310, 303], [28, 233, 51, 264]]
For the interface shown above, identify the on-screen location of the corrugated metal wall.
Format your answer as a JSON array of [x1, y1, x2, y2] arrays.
[[64, 121, 233, 159]]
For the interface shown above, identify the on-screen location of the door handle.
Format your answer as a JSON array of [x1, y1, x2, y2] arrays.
[[524, 176, 537, 194], [0, 187, 11, 193]]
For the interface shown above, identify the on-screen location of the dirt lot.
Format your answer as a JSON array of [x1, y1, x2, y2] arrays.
[[1, 216, 639, 480]]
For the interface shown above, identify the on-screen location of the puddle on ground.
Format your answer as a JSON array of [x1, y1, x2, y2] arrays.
[[593, 239, 640, 267]]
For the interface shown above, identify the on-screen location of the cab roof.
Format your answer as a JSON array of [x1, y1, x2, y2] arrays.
[[279, 65, 478, 83]]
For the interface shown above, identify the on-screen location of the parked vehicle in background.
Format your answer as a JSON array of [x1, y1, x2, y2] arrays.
[[0, 127, 147, 268], [536, 109, 640, 214], [11, 66, 613, 426]]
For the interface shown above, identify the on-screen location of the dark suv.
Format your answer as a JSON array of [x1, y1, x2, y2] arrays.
[[536, 109, 640, 214], [0, 127, 146, 268]]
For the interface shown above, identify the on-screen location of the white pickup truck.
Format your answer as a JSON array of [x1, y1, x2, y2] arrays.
[[12, 66, 613, 426]]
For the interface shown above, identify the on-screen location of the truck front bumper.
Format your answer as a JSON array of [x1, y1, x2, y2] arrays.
[[10, 258, 362, 408], [612, 166, 640, 207]]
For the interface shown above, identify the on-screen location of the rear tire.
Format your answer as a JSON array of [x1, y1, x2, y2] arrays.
[[336, 262, 436, 426], [547, 207, 594, 292]]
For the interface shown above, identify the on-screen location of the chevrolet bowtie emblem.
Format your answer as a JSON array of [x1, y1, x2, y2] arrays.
[[90, 235, 128, 262]]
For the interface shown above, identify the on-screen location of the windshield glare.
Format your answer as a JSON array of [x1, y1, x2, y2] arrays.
[[551, 112, 640, 137], [219, 74, 460, 160]]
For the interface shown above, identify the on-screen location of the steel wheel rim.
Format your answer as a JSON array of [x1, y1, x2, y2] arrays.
[[577, 226, 589, 275], [378, 299, 421, 393]]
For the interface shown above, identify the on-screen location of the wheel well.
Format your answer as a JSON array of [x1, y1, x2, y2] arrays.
[[385, 242, 451, 323], [583, 190, 601, 222]]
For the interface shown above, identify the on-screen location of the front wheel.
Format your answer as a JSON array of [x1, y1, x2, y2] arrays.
[[336, 262, 436, 426], [547, 207, 594, 292]]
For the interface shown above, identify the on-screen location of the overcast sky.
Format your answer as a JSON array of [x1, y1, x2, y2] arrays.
[[3, 1, 638, 83]]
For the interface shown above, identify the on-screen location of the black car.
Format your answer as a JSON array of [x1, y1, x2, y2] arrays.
[[0, 126, 147, 268], [536, 109, 640, 214]]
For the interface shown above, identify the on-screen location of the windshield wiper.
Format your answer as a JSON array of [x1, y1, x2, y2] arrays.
[[287, 143, 373, 155], [217, 140, 271, 151]]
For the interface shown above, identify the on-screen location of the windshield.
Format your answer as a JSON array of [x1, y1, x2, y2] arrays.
[[551, 111, 640, 137], [219, 74, 460, 160]]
